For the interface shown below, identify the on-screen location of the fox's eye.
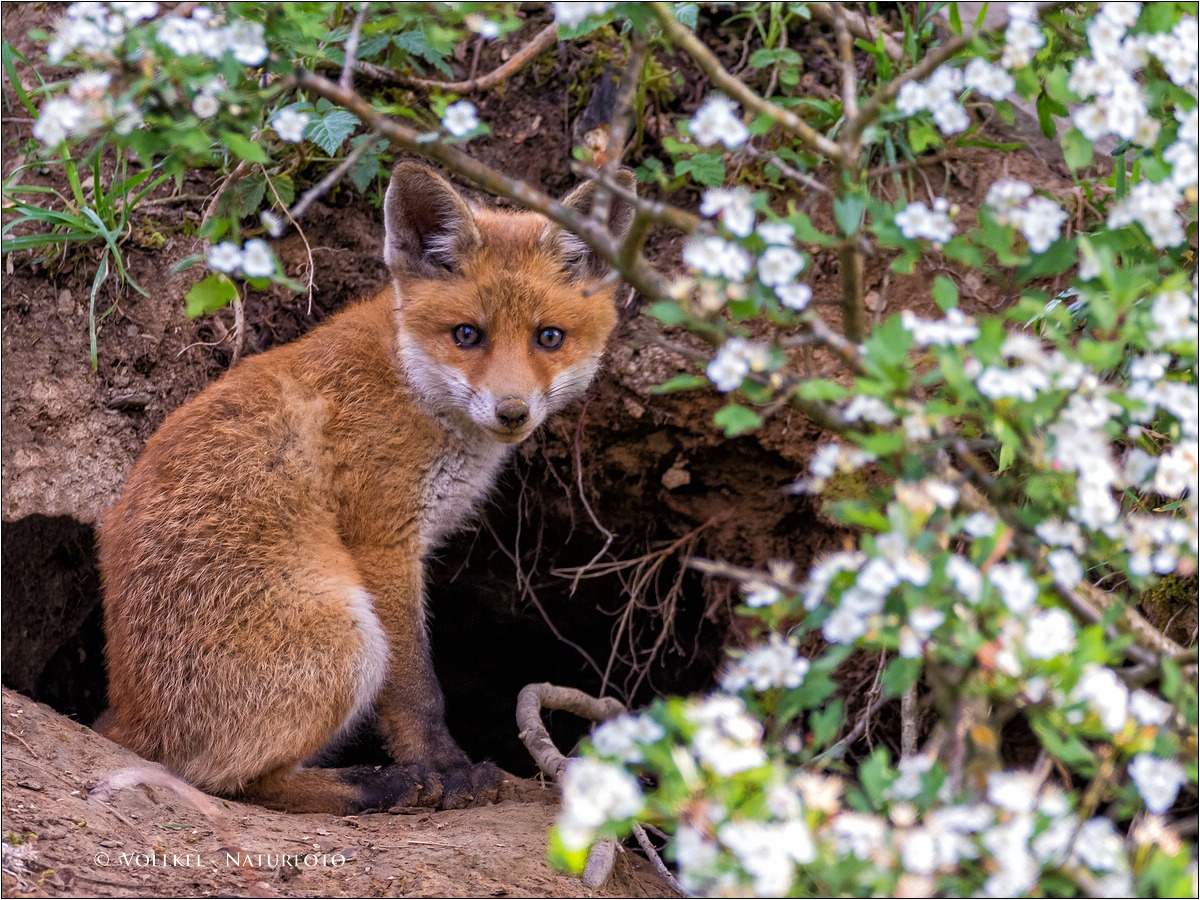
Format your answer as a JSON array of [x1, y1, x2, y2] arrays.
[[536, 327, 565, 350], [452, 323, 483, 347]]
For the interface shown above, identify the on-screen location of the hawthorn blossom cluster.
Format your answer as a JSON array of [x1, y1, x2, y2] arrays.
[[36, 3, 270, 149], [557, 757, 643, 852], [895, 198, 955, 245], [33, 72, 142, 148], [896, 59, 1015, 135], [691, 191, 813, 314], [706, 337, 770, 392], [984, 179, 1068, 252], [563, 702, 1182, 899], [720, 635, 810, 692]]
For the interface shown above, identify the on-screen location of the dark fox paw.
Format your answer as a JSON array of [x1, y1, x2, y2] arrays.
[[438, 760, 505, 810]]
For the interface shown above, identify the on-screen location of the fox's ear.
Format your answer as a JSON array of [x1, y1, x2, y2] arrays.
[[539, 169, 637, 278], [384, 162, 480, 278]]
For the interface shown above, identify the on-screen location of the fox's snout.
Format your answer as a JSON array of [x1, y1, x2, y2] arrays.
[[494, 397, 530, 430]]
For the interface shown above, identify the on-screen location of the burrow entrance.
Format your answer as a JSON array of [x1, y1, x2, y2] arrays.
[[1, 416, 821, 776]]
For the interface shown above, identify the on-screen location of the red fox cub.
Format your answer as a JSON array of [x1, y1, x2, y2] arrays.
[[98, 162, 635, 814]]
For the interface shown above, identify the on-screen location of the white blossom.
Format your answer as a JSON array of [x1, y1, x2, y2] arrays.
[[687, 696, 768, 776], [551, 1, 614, 27], [1025, 606, 1076, 658], [591, 713, 665, 763], [775, 283, 812, 310], [756, 222, 794, 245], [701, 188, 755, 237], [557, 757, 644, 850], [683, 236, 753, 282], [442, 101, 479, 138], [1129, 690, 1173, 726], [758, 246, 805, 287], [1072, 665, 1129, 733], [240, 239, 275, 278], [987, 770, 1040, 813], [988, 563, 1038, 614], [689, 94, 748, 148], [901, 308, 979, 346], [271, 108, 309, 143], [895, 198, 955, 244], [1129, 754, 1187, 814], [722, 635, 810, 692], [207, 242, 243, 273], [965, 58, 1014, 99]]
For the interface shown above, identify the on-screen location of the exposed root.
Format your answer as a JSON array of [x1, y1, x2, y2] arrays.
[[516, 683, 626, 889]]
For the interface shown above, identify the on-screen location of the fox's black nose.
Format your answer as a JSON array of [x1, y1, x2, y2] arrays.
[[495, 398, 530, 429]]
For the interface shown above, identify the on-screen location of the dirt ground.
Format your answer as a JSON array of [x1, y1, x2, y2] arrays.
[[0, 4, 1140, 898], [1, 688, 669, 898]]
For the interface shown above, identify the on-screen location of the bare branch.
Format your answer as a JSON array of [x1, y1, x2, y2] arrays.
[[633, 824, 690, 896], [288, 131, 378, 221], [648, 2, 843, 162], [340, 2, 369, 92], [326, 23, 559, 93], [293, 68, 673, 303], [808, 3, 904, 63]]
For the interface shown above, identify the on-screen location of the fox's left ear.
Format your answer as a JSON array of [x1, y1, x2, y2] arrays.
[[539, 169, 637, 278]]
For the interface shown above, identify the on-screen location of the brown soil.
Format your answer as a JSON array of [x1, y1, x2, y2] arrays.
[[1, 5, 1098, 898], [1, 688, 668, 898]]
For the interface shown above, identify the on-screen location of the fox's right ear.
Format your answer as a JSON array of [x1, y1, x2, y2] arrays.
[[383, 162, 481, 279]]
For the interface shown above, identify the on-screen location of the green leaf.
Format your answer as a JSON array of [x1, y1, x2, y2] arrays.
[[793, 379, 849, 401], [220, 131, 267, 164], [675, 152, 725, 188], [307, 108, 360, 156], [349, 136, 386, 193], [1030, 715, 1096, 768], [809, 699, 845, 747], [882, 657, 921, 698], [647, 301, 687, 325], [932, 275, 959, 311], [1018, 237, 1077, 281], [859, 748, 891, 806], [1062, 128, 1094, 171], [833, 194, 866, 237], [674, 2, 700, 28], [650, 374, 709, 395], [185, 273, 239, 318], [713, 403, 763, 437], [907, 117, 940, 154]]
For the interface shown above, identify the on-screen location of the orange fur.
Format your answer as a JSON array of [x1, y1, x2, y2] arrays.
[[98, 162, 635, 814]]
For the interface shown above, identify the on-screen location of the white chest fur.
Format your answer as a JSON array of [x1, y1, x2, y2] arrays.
[[419, 435, 512, 553]]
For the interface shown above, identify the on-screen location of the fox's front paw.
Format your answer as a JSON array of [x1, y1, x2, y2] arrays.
[[437, 760, 506, 809]]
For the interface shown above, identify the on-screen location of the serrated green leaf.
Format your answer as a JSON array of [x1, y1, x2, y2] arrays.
[[676, 152, 725, 188], [307, 108, 360, 156]]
